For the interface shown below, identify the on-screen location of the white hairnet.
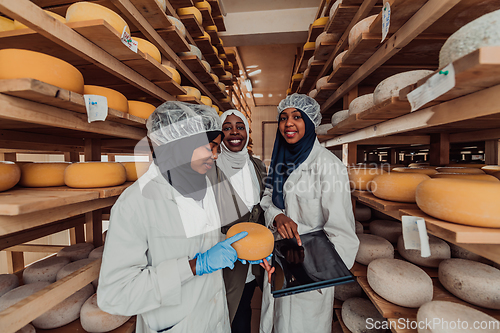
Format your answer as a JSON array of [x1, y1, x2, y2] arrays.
[[277, 93, 322, 127], [146, 101, 222, 146]]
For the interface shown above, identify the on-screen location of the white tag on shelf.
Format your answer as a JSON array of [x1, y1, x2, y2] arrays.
[[381, 2, 391, 43], [84, 95, 108, 123], [407, 63, 456, 112], [121, 26, 138, 53], [401, 215, 431, 257]]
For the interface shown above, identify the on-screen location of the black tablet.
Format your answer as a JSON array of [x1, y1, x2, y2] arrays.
[[271, 229, 355, 298]]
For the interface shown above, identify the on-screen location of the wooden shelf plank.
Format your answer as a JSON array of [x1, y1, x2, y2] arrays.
[[199, 7, 215, 27], [316, 84, 341, 102], [38, 316, 136, 333], [205, 81, 227, 99], [308, 24, 326, 43], [212, 64, 226, 77], [156, 26, 190, 53], [334, 308, 352, 333], [291, 79, 301, 94], [297, 47, 315, 73], [176, 95, 202, 104], [180, 55, 213, 83], [207, 30, 219, 45], [129, 0, 173, 30], [357, 97, 411, 121], [325, 5, 360, 34], [179, 14, 204, 38], [314, 42, 337, 62], [207, 0, 221, 18], [168, 0, 193, 9], [369, 0, 428, 35], [213, 15, 226, 32], [28, 182, 134, 199], [195, 35, 216, 55], [356, 191, 418, 213]]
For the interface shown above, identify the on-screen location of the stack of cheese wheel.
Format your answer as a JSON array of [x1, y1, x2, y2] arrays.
[[134, 37, 161, 63], [315, 31, 339, 49], [166, 15, 186, 37], [163, 65, 181, 85], [178, 44, 202, 60], [348, 93, 374, 115], [392, 167, 438, 176], [370, 172, 430, 203], [64, 162, 127, 188], [14, 10, 65, 29], [194, 1, 211, 14], [312, 16, 329, 27], [355, 205, 371, 222], [80, 293, 131, 332], [128, 101, 156, 119], [315, 124, 333, 135], [332, 50, 348, 71], [347, 167, 385, 191], [57, 243, 95, 261], [355, 234, 394, 265], [23, 256, 71, 284], [0, 49, 85, 94], [0, 274, 19, 297], [177, 7, 202, 25], [66, 2, 129, 35], [121, 161, 151, 181], [200, 96, 213, 106], [179, 86, 202, 100], [415, 178, 500, 227], [83, 85, 129, 113], [348, 15, 377, 46], [439, 9, 500, 68], [19, 162, 70, 187], [341, 298, 386, 333], [432, 172, 499, 182], [226, 223, 274, 261], [0, 162, 21, 192], [436, 166, 485, 174], [369, 220, 401, 243], [397, 234, 451, 267], [373, 70, 434, 105], [331, 110, 349, 126], [0, 16, 15, 32]]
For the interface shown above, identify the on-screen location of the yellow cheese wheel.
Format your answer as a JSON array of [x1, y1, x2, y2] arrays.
[[303, 42, 316, 50], [392, 167, 438, 176], [0, 49, 84, 94], [210, 73, 219, 84], [83, 85, 128, 113], [200, 96, 212, 106], [219, 38, 224, 46], [312, 17, 329, 27], [204, 25, 217, 32], [436, 167, 485, 174], [194, 1, 211, 14], [162, 65, 181, 85], [212, 105, 219, 113], [292, 73, 304, 81], [66, 2, 130, 35], [286, 88, 292, 95], [176, 7, 202, 25], [0, 16, 15, 32], [218, 82, 226, 91], [226, 61, 233, 70], [0, 162, 21, 192], [222, 71, 233, 80], [348, 167, 386, 191], [179, 86, 201, 100], [64, 162, 126, 188], [481, 165, 500, 174], [128, 101, 156, 119], [371, 173, 431, 203], [19, 162, 70, 187], [432, 173, 499, 182], [133, 37, 161, 63], [196, 31, 211, 43], [15, 11, 65, 30], [226, 222, 274, 261], [121, 162, 151, 181], [446, 163, 486, 168], [416, 178, 500, 228], [212, 45, 219, 55], [225, 49, 235, 56], [408, 163, 431, 168], [166, 15, 186, 37]]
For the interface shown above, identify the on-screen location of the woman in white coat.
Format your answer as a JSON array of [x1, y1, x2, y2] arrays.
[[259, 94, 359, 333], [97, 102, 248, 333]]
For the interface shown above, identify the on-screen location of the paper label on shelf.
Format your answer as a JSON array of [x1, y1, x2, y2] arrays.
[[407, 63, 456, 112], [84, 95, 108, 123], [381, 2, 391, 43], [121, 26, 138, 53], [401, 215, 431, 257]]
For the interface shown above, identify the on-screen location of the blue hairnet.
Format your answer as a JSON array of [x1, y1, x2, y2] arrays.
[[277, 93, 322, 127]]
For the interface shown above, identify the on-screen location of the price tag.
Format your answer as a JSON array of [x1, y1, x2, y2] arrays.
[[407, 63, 456, 112], [84, 95, 108, 123], [381, 2, 391, 43], [401, 215, 431, 257], [121, 26, 138, 53]]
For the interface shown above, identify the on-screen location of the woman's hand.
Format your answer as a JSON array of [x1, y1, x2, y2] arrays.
[[260, 257, 275, 283], [274, 213, 302, 246]]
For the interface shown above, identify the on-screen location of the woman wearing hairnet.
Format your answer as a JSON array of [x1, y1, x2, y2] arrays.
[[97, 102, 249, 333], [259, 94, 359, 333]]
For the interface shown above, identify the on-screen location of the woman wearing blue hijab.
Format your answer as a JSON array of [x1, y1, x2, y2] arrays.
[[260, 94, 359, 333]]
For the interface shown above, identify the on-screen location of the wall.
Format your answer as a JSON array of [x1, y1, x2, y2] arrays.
[[249, 105, 278, 167]]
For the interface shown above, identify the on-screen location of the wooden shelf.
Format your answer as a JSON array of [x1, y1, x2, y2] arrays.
[[169, 0, 194, 9], [176, 95, 202, 104], [352, 190, 418, 217], [199, 7, 215, 27], [308, 24, 326, 43], [156, 26, 191, 53], [212, 64, 226, 77], [314, 42, 337, 62], [213, 15, 226, 32], [180, 55, 214, 83], [334, 309, 352, 333], [28, 182, 134, 199], [296, 47, 315, 73], [316, 83, 341, 102], [179, 14, 204, 38]]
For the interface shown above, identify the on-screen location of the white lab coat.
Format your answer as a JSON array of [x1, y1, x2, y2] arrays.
[[97, 164, 230, 333], [259, 139, 359, 333]]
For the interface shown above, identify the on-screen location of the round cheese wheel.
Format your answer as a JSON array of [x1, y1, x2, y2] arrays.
[[19, 162, 70, 187], [57, 243, 95, 261], [201, 60, 211, 72], [212, 45, 219, 55], [0, 49, 85, 94], [15, 11, 65, 30], [392, 167, 438, 175], [66, 2, 129, 35], [334, 280, 363, 301], [223, 71, 233, 80], [218, 82, 226, 91], [369, 220, 401, 243], [121, 161, 151, 181], [16, 324, 35, 333], [80, 293, 131, 332], [436, 167, 485, 174], [179, 86, 202, 100], [194, 1, 211, 14], [65, 162, 127, 188], [397, 234, 450, 267], [341, 298, 386, 333], [162, 65, 181, 85], [0, 16, 15, 32], [315, 32, 339, 49], [331, 110, 349, 126], [33, 284, 94, 329], [439, 9, 500, 68], [415, 178, 500, 228], [446, 163, 486, 168], [226, 222, 274, 261], [329, 0, 342, 17], [219, 38, 224, 46], [133, 37, 161, 63], [371, 173, 431, 203], [178, 44, 202, 60], [373, 70, 434, 104], [0, 282, 50, 313], [494, 171, 500, 180], [286, 88, 292, 95], [312, 17, 329, 27], [348, 15, 377, 46], [219, 97, 231, 103], [196, 31, 211, 43], [367, 258, 433, 308], [355, 221, 363, 234], [0, 274, 19, 297], [348, 167, 386, 191], [315, 124, 333, 135], [482, 165, 500, 174], [56, 258, 97, 281], [307, 56, 316, 68], [432, 172, 499, 182], [213, 105, 220, 114], [204, 25, 217, 32], [176, 7, 202, 25], [408, 162, 430, 168], [83, 85, 128, 113], [166, 15, 186, 37], [332, 50, 348, 71], [348, 94, 374, 115], [439, 258, 500, 309], [303, 42, 315, 50], [23, 256, 71, 284], [0, 161, 21, 192], [315, 76, 330, 90], [128, 101, 156, 120], [417, 301, 500, 333], [292, 73, 303, 81], [200, 96, 212, 106], [211, 73, 219, 84], [89, 246, 104, 260], [308, 89, 318, 98], [355, 205, 371, 222], [355, 234, 394, 265]]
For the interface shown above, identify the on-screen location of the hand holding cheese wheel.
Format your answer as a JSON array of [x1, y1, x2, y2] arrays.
[[83, 85, 128, 113], [370, 172, 430, 203], [0, 162, 21, 192], [226, 223, 274, 261], [121, 161, 151, 181], [66, 2, 130, 35], [128, 101, 156, 119], [19, 162, 70, 187], [64, 162, 126, 188]]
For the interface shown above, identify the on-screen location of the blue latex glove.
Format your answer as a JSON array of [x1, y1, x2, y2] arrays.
[[238, 253, 273, 265], [194, 231, 248, 276]]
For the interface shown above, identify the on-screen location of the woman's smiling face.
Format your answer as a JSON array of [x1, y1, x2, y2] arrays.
[[278, 108, 305, 144], [222, 114, 247, 152]]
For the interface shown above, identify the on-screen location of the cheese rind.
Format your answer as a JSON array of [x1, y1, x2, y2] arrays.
[[200, 96, 213, 106], [83, 85, 129, 113], [176, 7, 202, 25], [128, 101, 156, 120], [371, 173, 430, 203], [436, 167, 485, 174], [341, 298, 386, 333], [397, 234, 450, 267], [369, 220, 401, 243], [179, 86, 202, 100], [80, 293, 131, 333], [331, 110, 349, 126], [332, 50, 348, 71], [373, 70, 434, 105], [355, 234, 394, 265], [166, 15, 186, 37], [348, 94, 374, 115], [162, 65, 181, 85], [226, 223, 274, 261], [57, 243, 95, 261], [66, 2, 130, 35], [348, 167, 385, 191], [64, 162, 127, 188], [0, 16, 15, 32], [0, 162, 21, 192], [334, 280, 363, 301], [133, 37, 161, 63], [432, 173, 499, 182], [348, 15, 377, 46], [0, 274, 19, 297], [178, 44, 202, 60], [194, 1, 211, 14], [121, 161, 151, 181], [23, 256, 71, 284], [0, 282, 50, 313], [19, 162, 69, 188]]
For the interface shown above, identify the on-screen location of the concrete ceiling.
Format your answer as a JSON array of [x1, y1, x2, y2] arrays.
[[219, 0, 322, 106]]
